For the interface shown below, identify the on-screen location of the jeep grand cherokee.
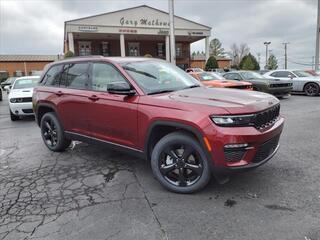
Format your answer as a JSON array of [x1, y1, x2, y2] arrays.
[[33, 57, 284, 193]]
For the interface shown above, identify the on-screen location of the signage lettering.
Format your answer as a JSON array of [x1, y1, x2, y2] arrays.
[[78, 26, 98, 32], [120, 17, 170, 27]]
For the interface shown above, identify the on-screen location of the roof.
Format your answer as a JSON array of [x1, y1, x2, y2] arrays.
[[191, 54, 231, 61], [0, 55, 58, 62], [65, 5, 211, 30]]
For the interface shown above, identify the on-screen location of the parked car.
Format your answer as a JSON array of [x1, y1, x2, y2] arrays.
[[190, 71, 253, 90], [33, 57, 284, 193], [264, 69, 320, 96], [8, 76, 40, 121], [0, 71, 9, 83], [0, 88, 2, 101], [223, 71, 293, 97], [1, 77, 17, 91], [186, 68, 203, 73]]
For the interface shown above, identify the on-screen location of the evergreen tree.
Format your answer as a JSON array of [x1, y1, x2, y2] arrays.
[[239, 53, 260, 70], [209, 38, 225, 57], [205, 56, 219, 71]]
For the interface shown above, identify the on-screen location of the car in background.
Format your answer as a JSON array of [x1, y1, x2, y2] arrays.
[[257, 70, 269, 75], [305, 70, 319, 77], [190, 72, 253, 90], [223, 71, 293, 98], [1, 77, 17, 91], [186, 68, 203, 73], [8, 76, 40, 121], [0, 71, 9, 83], [263, 69, 320, 96]]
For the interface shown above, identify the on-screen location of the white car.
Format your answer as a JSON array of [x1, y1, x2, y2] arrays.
[[263, 69, 320, 96], [8, 76, 40, 121]]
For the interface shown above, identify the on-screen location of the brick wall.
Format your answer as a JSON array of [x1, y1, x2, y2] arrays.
[[0, 61, 52, 77]]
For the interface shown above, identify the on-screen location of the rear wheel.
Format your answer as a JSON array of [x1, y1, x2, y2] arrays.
[[304, 83, 319, 96], [10, 110, 19, 121], [40, 112, 71, 152], [151, 132, 211, 193]]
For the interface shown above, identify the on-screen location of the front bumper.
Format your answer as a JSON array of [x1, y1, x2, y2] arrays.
[[9, 102, 34, 116], [203, 117, 284, 173], [267, 87, 292, 97]]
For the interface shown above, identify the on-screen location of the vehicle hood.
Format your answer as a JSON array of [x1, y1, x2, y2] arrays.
[[158, 87, 279, 114], [202, 79, 251, 87], [9, 88, 34, 98]]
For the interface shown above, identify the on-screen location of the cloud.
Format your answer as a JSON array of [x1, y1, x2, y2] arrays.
[[0, 0, 318, 68]]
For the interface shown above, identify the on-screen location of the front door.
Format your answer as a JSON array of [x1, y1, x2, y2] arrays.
[[78, 41, 92, 56], [88, 62, 139, 148]]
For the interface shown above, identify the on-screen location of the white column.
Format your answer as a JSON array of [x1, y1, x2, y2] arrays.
[[165, 35, 170, 62], [205, 36, 210, 61], [67, 32, 74, 53], [120, 34, 125, 57], [169, 0, 175, 64]]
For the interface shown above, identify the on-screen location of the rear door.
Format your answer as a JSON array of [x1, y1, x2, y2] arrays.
[[87, 62, 139, 149], [55, 62, 93, 135]]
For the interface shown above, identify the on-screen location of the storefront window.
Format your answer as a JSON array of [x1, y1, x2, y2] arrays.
[[157, 43, 165, 57], [128, 42, 140, 56], [78, 41, 92, 56], [101, 42, 110, 56]]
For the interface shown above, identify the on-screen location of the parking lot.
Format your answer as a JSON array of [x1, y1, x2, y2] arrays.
[[0, 93, 319, 240]]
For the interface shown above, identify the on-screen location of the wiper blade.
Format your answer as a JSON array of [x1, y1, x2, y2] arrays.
[[123, 66, 156, 79], [184, 85, 200, 89], [148, 89, 175, 95]]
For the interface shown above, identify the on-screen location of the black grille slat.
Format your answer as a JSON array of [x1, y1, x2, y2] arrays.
[[22, 109, 33, 113], [254, 104, 280, 129], [270, 83, 292, 88], [224, 149, 246, 162], [252, 135, 280, 163]]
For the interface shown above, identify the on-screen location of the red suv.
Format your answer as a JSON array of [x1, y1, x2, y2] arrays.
[[33, 57, 284, 193]]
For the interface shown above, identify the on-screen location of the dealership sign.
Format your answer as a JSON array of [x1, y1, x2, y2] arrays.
[[120, 17, 170, 27], [78, 26, 99, 32]]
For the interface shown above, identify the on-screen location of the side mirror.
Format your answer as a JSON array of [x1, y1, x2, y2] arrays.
[[4, 85, 10, 90], [107, 82, 136, 95], [288, 74, 294, 79]]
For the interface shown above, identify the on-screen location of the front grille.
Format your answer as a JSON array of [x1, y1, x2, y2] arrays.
[[270, 83, 292, 88], [224, 149, 246, 162], [21, 97, 33, 102], [227, 85, 252, 90], [22, 109, 33, 113], [254, 104, 280, 130], [252, 134, 280, 163]]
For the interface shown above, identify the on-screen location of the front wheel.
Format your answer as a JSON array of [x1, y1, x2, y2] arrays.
[[40, 112, 71, 152], [151, 132, 211, 193], [304, 83, 319, 96]]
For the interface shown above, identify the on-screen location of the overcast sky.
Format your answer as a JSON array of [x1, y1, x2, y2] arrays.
[[0, 0, 318, 68]]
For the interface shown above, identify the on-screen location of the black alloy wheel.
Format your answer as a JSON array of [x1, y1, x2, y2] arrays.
[[151, 132, 211, 193], [40, 112, 71, 152], [304, 83, 319, 96]]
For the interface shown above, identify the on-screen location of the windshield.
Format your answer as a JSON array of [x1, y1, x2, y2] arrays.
[[241, 71, 264, 80], [122, 60, 200, 94], [13, 78, 39, 89], [206, 72, 225, 80], [293, 71, 314, 77]]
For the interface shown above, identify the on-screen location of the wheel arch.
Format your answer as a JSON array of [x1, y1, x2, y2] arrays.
[[35, 103, 60, 127], [144, 121, 211, 163], [303, 81, 320, 91]]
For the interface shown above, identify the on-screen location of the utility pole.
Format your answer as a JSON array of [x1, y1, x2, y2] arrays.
[[315, 0, 320, 71], [282, 42, 289, 69], [168, 0, 176, 64], [264, 41, 271, 70], [257, 53, 261, 66]]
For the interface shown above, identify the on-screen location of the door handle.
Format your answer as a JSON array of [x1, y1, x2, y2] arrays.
[[88, 95, 99, 101], [55, 91, 63, 96]]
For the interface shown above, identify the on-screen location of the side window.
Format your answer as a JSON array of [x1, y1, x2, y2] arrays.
[[43, 65, 62, 86], [225, 73, 240, 80], [60, 63, 89, 89], [91, 63, 128, 91], [270, 71, 291, 78]]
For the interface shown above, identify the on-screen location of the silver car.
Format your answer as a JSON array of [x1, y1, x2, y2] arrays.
[[264, 70, 320, 96]]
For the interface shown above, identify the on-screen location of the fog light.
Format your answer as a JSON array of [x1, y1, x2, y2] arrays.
[[224, 143, 249, 149]]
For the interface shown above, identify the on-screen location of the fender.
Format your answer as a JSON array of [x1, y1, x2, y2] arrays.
[[35, 102, 63, 128]]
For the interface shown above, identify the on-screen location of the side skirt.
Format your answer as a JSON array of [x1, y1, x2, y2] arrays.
[[65, 131, 146, 159]]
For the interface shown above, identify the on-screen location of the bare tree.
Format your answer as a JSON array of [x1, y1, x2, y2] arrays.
[[229, 43, 250, 67]]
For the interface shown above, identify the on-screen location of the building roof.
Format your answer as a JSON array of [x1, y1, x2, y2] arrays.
[[0, 55, 58, 62], [191, 54, 231, 61], [65, 5, 212, 30]]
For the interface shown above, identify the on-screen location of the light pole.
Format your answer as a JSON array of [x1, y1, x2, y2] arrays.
[[168, 0, 176, 64], [264, 41, 271, 70], [315, 0, 320, 71], [282, 42, 289, 69]]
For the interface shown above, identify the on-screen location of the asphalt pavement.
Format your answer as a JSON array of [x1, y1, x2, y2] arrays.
[[0, 92, 319, 240]]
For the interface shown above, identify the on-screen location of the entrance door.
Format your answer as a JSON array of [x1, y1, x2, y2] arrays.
[[128, 42, 140, 56], [78, 41, 92, 56]]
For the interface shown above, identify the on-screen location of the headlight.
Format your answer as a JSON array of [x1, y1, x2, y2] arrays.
[[211, 114, 255, 127], [10, 98, 23, 103]]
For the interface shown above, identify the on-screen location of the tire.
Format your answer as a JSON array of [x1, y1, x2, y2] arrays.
[[10, 110, 19, 121], [304, 83, 319, 96], [40, 112, 71, 152], [151, 132, 211, 193]]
